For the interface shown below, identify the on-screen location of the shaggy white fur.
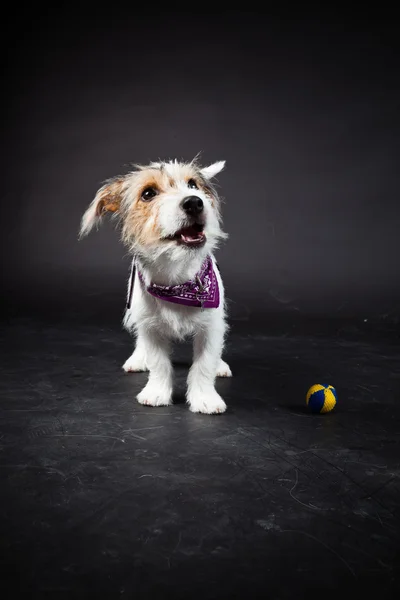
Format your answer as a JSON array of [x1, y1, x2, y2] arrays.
[[80, 158, 231, 414]]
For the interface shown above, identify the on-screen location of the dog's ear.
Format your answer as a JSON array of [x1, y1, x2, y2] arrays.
[[200, 160, 226, 180], [79, 178, 125, 238]]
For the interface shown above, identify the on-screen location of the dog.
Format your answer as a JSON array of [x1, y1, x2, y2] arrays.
[[79, 158, 232, 414]]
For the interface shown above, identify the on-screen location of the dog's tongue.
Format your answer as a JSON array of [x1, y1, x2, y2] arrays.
[[180, 226, 205, 245]]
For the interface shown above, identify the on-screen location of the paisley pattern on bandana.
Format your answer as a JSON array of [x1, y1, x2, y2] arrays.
[[134, 256, 220, 309]]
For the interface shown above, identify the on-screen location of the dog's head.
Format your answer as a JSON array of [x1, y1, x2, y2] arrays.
[[80, 159, 227, 263]]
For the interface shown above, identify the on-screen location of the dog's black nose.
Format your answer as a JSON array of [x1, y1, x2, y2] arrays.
[[182, 196, 204, 216]]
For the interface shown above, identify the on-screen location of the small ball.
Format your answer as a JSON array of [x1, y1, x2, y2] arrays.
[[306, 384, 337, 414]]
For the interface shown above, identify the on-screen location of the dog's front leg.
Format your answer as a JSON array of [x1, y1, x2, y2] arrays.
[[136, 328, 173, 407], [122, 332, 148, 373], [187, 320, 227, 414]]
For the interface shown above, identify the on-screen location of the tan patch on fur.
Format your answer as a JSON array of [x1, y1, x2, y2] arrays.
[[122, 171, 166, 247], [96, 179, 125, 215], [199, 184, 217, 208], [123, 202, 158, 247], [188, 171, 217, 208]]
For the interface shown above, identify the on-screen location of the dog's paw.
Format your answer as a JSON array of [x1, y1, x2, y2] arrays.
[[137, 383, 172, 407], [123, 353, 148, 373], [188, 389, 227, 414], [216, 359, 232, 378]]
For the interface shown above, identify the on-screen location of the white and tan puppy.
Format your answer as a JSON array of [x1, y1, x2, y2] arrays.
[[80, 159, 231, 414]]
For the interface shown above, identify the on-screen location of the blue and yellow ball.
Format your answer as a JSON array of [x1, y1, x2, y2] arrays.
[[306, 384, 337, 414]]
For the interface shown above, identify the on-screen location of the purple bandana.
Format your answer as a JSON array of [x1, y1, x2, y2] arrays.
[[127, 255, 220, 309]]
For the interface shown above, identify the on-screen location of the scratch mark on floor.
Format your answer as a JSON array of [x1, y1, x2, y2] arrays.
[[173, 531, 183, 553], [289, 468, 326, 511], [282, 529, 356, 578], [345, 461, 388, 469], [125, 426, 165, 433], [48, 434, 126, 443], [357, 384, 373, 394]]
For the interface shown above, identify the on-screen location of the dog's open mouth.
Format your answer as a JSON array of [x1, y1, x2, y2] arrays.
[[168, 223, 206, 247]]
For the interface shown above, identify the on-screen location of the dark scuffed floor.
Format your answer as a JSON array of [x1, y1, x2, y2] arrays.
[[1, 316, 399, 599]]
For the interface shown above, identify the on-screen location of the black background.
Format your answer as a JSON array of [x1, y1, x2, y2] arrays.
[[2, 10, 400, 325]]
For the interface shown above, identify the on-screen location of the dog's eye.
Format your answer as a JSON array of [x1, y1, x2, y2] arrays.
[[141, 187, 158, 201], [187, 179, 198, 190]]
